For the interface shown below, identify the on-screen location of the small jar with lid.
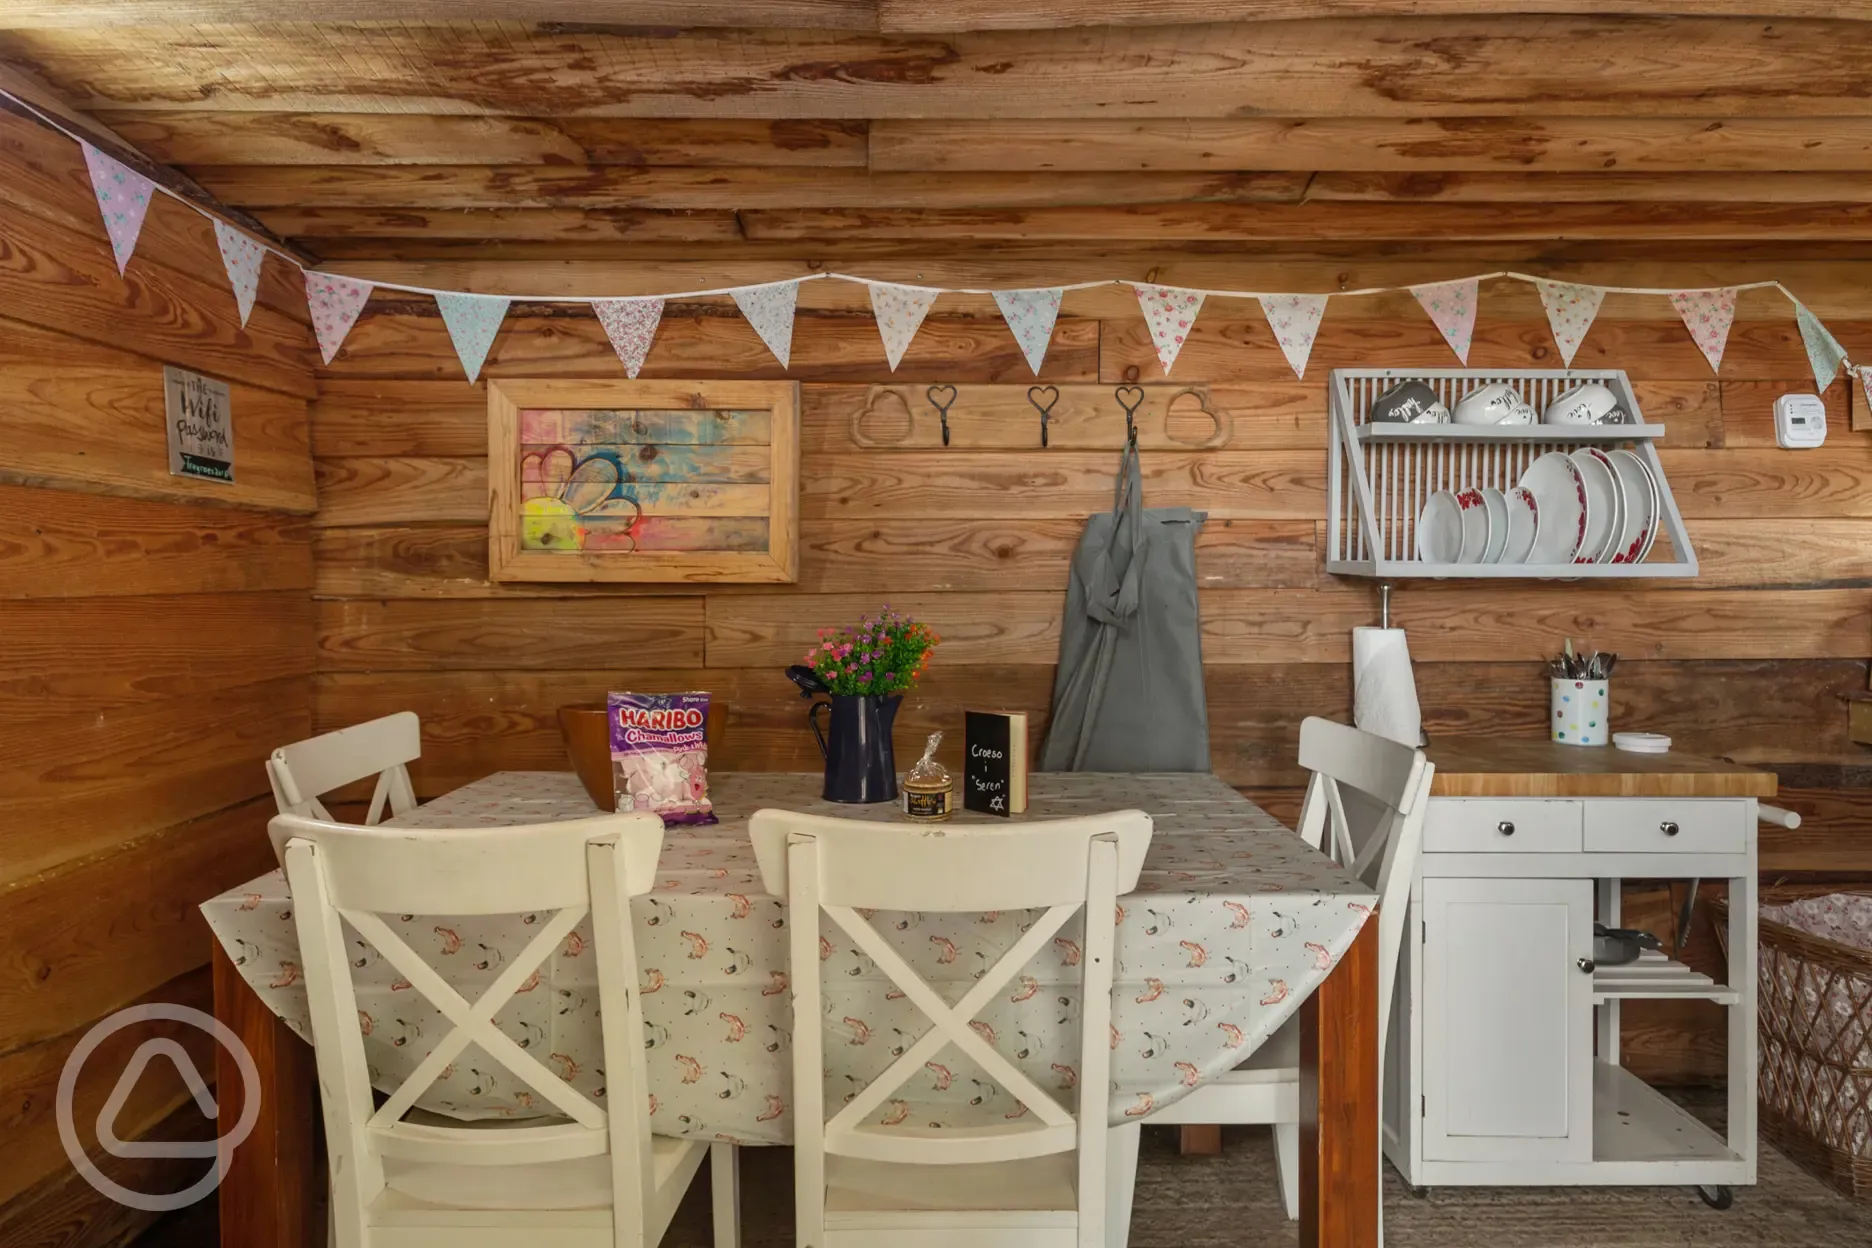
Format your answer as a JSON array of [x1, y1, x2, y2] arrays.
[[901, 732, 954, 822]]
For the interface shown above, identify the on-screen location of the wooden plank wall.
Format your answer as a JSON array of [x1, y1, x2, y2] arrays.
[[0, 107, 318, 1242], [313, 267, 1871, 1084]]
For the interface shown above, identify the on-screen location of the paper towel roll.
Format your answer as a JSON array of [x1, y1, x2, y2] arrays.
[[1353, 626, 1423, 747]]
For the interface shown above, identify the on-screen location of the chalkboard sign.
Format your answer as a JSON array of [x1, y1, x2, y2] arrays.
[[163, 365, 233, 483], [964, 710, 1028, 816]]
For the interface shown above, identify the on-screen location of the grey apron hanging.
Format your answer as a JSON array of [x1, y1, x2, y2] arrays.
[[1040, 443, 1209, 772]]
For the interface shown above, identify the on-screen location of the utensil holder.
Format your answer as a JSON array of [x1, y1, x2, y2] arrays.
[[1551, 677, 1609, 746]]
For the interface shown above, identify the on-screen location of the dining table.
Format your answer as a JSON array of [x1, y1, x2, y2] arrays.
[[203, 770, 1380, 1247]]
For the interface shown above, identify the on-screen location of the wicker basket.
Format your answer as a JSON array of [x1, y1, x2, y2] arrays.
[[1715, 890, 1872, 1201]]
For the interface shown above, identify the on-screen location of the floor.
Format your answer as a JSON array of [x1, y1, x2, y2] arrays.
[[140, 1112, 1872, 1247]]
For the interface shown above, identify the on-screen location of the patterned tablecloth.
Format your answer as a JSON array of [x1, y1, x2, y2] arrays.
[[203, 771, 1373, 1145]]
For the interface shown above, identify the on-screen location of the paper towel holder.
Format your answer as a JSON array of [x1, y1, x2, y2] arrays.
[[1379, 582, 1393, 629]]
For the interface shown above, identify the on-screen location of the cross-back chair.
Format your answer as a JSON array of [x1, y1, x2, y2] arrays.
[[275, 809, 738, 1248], [750, 806, 1153, 1248], [268, 712, 422, 824]]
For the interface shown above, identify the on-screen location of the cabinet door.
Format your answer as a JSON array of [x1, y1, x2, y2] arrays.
[[1422, 876, 1593, 1163]]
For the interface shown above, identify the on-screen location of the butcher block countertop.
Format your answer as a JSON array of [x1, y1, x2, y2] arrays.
[[1425, 737, 1779, 799]]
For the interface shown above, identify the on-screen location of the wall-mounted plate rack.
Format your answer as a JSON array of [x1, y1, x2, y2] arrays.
[[1326, 368, 1698, 580]]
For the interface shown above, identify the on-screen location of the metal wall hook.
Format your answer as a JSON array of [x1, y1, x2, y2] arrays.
[[1114, 384, 1145, 447], [1027, 385, 1060, 448], [926, 383, 958, 447]]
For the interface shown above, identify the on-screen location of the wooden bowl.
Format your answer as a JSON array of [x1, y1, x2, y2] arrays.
[[557, 700, 728, 812]]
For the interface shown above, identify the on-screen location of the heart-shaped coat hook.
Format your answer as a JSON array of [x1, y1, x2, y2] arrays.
[[1027, 385, 1060, 448], [925, 383, 959, 447], [1114, 384, 1146, 445]]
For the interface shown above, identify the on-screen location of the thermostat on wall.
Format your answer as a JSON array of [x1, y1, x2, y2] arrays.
[[1775, 394, 1828, 449]]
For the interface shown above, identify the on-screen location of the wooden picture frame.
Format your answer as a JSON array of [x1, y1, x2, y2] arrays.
[[488, 378, 799, 583]]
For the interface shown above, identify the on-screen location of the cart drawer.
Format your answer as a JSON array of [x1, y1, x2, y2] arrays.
[[1583, 800, 1746, 854], [1426, 800, 1583, 853]]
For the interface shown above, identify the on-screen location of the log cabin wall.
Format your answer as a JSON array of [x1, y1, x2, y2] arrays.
[[0, 108, 318, 1241]]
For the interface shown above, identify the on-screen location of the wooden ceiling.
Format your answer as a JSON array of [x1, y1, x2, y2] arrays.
[[1, 4, 1868, 279]]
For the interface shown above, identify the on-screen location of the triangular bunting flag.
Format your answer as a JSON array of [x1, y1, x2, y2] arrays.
[[435, 292, 510, 383], [1257, 294, 1330, 380], [212, 220, 266, 327], [593, 297, 664, 379], [304, 271, 375, 365], [80, 142, 155, 275], [1796, 302, 1848, 391], [1668, 288, 1738, 375], [1411, 279, 1479, 365], [1135, 284, 1205, 375], [992, 288, 1064, 376], [1535, 280, 1606, 367], [868, 283, 940, 372], [732, 280, 801, 369]]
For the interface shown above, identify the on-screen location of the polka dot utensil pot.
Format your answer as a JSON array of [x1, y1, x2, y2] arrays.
[[1552, 677, 1609, 746]]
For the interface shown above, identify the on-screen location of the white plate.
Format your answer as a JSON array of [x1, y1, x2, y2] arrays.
[[1604, 448, 1657, 565], [1454, 486, 1491, 564], [1519, 452, 1586, 565], [1417, 490, 1465, 563], [1502, 486, 1540, 564], [1477, 487, 1509, 564], [1567, 449, 1620, 565]]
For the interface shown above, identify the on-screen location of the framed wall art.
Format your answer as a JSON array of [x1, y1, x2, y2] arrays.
[[488, 378, 799, 583]]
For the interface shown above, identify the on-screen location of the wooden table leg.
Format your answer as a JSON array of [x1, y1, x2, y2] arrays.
[[1299, 914, 1379, 1248], [1177, 1124, 1222, 1155], [214, 941, 323, 1248]]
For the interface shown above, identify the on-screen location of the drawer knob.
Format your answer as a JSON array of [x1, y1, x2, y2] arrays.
[[1497, 820, 1515, 836], [1577, 957, 1596, 974], [1661, 820, 1680, 837]]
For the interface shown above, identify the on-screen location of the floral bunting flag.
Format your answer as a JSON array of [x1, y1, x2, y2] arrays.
[[1134, 284, 1205, 374], [593, 297, 664, 378], [304, 271, 375, 365], [212, 220, 266, 326], [1796, 301, 1848, 391], [992, 287, 1064, 376], [1667, 288, 1738, 374], [1410, 279, 1479, 364], [1257, 293, 1330, 379], [435, 292, 511, 383], [80, 142, 155, 275], [1535, 280, 1607, 367], [868, 282, 940, 371], [732, 280, 801, 369]]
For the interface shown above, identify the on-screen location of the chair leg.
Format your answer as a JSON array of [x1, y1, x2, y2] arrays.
[[1105, 1123, 1140, 1248], [710, 1142, 740, 1248], [1273, 1123, 1300, 1222]]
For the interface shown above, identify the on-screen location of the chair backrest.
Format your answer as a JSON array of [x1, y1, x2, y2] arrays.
[[267, 712, 421, 824], [275, 809, 666, 1224], [750, 806, 1152, 1187]]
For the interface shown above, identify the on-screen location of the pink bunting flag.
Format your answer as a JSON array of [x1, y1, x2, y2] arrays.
[[436, 292, 510, 383], [1134, 284, 1205, 375], [732, 280, 801, 369], [1257, 294, 1330, 380], [80, 142, 155, 275], [1536, 280, 1607, 367], [593, 297, 665, 378], [304, 271, 375, 365], [1411, 279, 1479, 365], [869, 283, 940, 371], [212, 220, 266, 327], [992, 288, 1064, 376], [1668, 288, 1738, 375]]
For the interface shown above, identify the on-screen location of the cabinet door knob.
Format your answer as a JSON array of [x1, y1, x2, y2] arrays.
[[1661, 820, 1680, 837], [1496, 820, 1515, 836], [1577, 957, 1596, 973]]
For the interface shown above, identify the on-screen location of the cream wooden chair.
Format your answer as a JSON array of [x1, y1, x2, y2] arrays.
[[1109, 717, 1431, 1237], [276, 809, 739, 1248], [268, 712, 421, 824], [750, 807, 1153, 1248]]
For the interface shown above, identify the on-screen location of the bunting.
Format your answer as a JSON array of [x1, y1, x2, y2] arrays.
[[593, 297, 664, 379], [1667, 288, 1739, 375], [1258, 294, 1330, 380], [732, 280, 801, 368], [212, 220, 266, 327], [435, 292, 511, 383], [992, 288, 1064, 376], [304, 271, 375, 365], [1134, 284, 1205, 375], [1536, 280, 1607, 367], [1411, 279, 1479, 365], [80, 142, 154, 275], [868, 283, 940, 371], [1797, 301, 1849, 391]]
